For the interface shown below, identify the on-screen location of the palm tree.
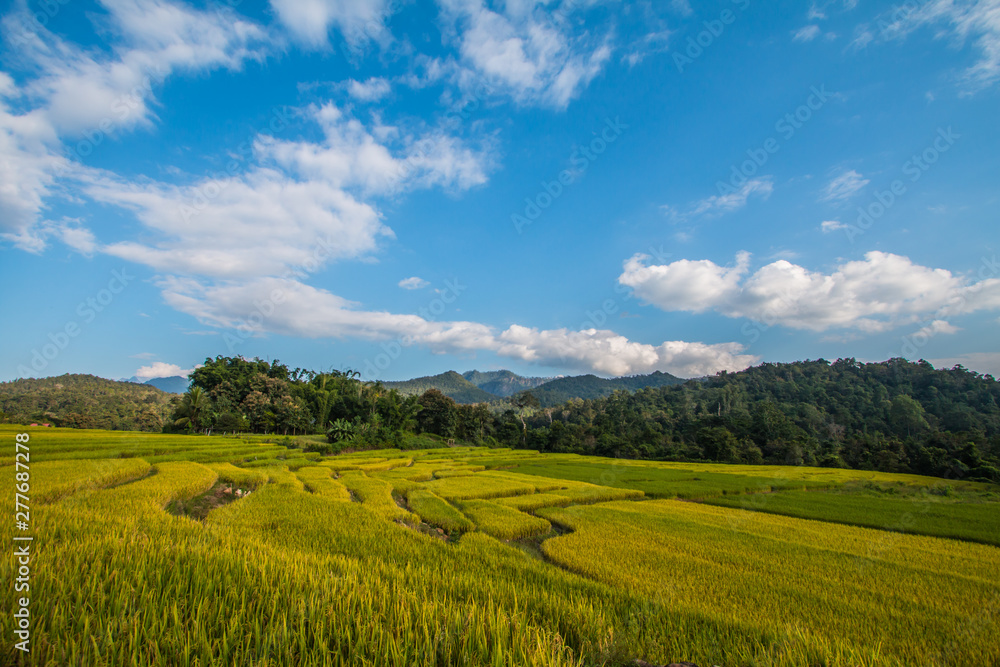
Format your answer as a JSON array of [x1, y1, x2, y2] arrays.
[[173, 387, 211, 432]]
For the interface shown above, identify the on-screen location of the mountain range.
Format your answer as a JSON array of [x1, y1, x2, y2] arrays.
[[381, 369, 685, 406]]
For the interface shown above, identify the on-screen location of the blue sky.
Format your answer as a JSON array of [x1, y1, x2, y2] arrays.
[[2, 0, 999, 384]]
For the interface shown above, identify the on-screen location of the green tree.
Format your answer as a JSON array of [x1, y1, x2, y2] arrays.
[[416, 389, 458, 438], [889, 395, 930, 437], [172, 387, 211, 432]]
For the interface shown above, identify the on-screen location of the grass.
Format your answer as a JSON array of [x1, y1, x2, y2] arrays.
[[420, 471, 538, 501], [32, 458, 151, 503], [509, 460, 836, 498], [3, 424, 998, 666], [406, 489, 475, 533], [296, 466, 352, 501], [495, 492, 574, 511], [703, 483, 1000, 546], [539, 499, 1000, 666], [203, 462, 270, 487], [338, 470, 416, 523], [458, 500, 552, 540]]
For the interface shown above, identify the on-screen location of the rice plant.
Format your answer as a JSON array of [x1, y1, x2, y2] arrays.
[[406, 489, 475, 533], [4, 426, 997, 667], [339, 471, 416, 523], [32, 458, 151, 503], [458, 500, 552, 540], [296, 466, 352, 501]]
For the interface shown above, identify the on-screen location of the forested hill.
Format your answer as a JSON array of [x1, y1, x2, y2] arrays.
[[0, 374, 173, 431], [519, 358, 999, 482], [529, 371, 685, 406], [382, 371, 498, 403], [462, 370, 551, 398], [384, 369, 684, 405]]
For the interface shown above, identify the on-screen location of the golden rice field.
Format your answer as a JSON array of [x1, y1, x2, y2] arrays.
[[2, 424, 998, 666]]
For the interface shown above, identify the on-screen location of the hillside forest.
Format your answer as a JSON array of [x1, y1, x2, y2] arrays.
[[2, 355, 997, 483]]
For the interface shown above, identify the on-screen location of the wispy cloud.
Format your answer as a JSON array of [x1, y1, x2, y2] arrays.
[[853, 0, 1000, 91], [821, 169, 869, 202], [347, 77, 391, 102], [398, 276, 429, 290], [793, 25, 822, 42], [671, 177, 774, 220]]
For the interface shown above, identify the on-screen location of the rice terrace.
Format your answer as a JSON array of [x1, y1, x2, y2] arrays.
[[4, 0, 1000, 664], [3, 421, 998, 666]]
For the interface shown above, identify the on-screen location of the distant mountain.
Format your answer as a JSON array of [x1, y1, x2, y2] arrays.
[[462, 370, 551, 398], [529, 371, 687, 407], [0, 374, 174, 431], [381, 369, 686, 406], [144, 376, 189, 394], [382, 371, 499, 404]]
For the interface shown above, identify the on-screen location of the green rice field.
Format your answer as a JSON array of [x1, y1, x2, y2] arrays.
[[2, 424, 998, 666]]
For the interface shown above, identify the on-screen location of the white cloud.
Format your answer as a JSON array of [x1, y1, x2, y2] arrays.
[[135, 361, 195, 380], [671, 0, 694, 16], [86, 166, 391, 279], [0, 0, 267, 250], [0, 93, 68, 248], [263, 103, 491, 195], [679, 177, 773, 219], [619, 251, 1000, 333], [22, 0, 266, 135], [820, 219, 848, 233], [910, 319, 961, 338], [857, 0, 1000, 90], [399, 276, 430, 290], [622, 29, 672, 67], [619, 251, 750, 313], [821, 169, 869, 202], [159, 276, 757, 378], [793, 25, 822, 42], [495, 325, 758, 378], [270, 0, 393, 47], [348, 77, 391, 102], [436, 0, 614, 109], [81, 103, 490, 279]]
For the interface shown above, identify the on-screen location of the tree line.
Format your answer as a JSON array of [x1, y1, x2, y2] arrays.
[[165, 356, 999, 482], [399, 358, 1000, 483]]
